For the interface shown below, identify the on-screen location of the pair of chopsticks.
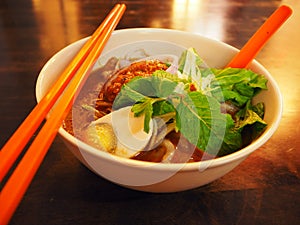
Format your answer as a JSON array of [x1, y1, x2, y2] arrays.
[[0, 3, 126, 225]]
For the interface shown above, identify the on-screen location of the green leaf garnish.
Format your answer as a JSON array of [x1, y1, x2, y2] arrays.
[[112, 48, 268, 156]]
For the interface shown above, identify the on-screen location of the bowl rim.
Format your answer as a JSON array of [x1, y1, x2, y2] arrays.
[[37, 28, 283, 172]]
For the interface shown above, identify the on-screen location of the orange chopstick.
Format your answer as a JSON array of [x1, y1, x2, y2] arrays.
[[226, 5, 292, 68], [0, 4, 123, 182], [0, 4, 126, 225]]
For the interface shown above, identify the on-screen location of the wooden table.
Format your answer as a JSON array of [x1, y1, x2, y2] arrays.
[[1, 0, 299, 224]]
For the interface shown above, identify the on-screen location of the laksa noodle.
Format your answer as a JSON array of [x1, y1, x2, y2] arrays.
[[63, 47, 268, 163]]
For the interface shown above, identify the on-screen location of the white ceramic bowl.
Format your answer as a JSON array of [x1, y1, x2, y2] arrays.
[[36, 28, 282, 193]]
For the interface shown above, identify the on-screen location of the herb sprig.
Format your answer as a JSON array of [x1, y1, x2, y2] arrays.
[[112, 48, 268, 156]]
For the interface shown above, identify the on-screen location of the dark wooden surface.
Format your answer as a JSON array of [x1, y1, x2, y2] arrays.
[[1, 0, 299, 224]]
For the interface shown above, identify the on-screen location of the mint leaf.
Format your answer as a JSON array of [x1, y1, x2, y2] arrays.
[[252, 102, 265, 118], [152, 100, 175, 117], [111, 50, 268, 158], [112, 78, 152, 109], [221, 90, 250, 106], [209, 68, 268, 107], [113, 74, 181, 133], [150, 72, 181, 97], [235, 101, 267, 141], [219, 115, 243, 156], [172, 91, 231, 154], [113, 73, 181, 110]]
